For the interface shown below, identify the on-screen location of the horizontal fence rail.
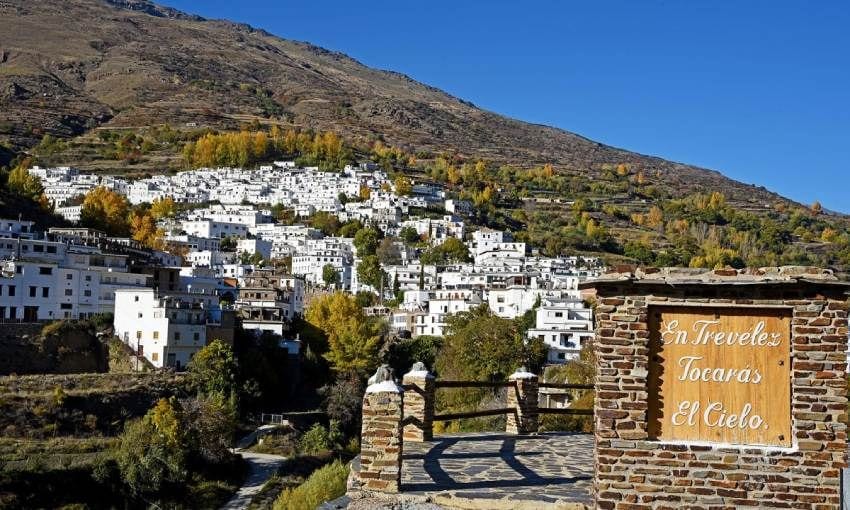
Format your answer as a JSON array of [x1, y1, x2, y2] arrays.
[[435, 380, 516, 388], [434, 407, 516, 421], [537, 382, 595, 390], [537, 407, 594, 415]]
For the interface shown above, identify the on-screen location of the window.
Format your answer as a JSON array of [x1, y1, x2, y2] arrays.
[[153, 331, 159, 340], [193, 332, 200, 341], [174, 332, 181, 341], [39, 267, 52, 275], [60, 303, 72, 310], [43, 288, 50, 298], [84, 290, 91, 297], [46, 246, 56, 254], [15, 266, 21, 274], [136, 331, 142, 340], [64, 289, 72, 296], [85, 275, 91, 282], [554, 312, 563, 318], [29, 286, 36, 298], [152, 352, 159, 361], [134, 295, 139, 302], [137, 312, 143, 318], [33, 245, 44, 253], [8, 285, 14, 296], [66, 274, 73, 280]]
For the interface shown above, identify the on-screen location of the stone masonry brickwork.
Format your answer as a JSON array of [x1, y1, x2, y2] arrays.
[[506, 369, 540, 435], [356, 367, 404, 493], [585, 267, 849, 509], [402, 364, 435, 442]]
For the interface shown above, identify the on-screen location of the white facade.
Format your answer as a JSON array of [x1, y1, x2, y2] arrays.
[[527, 298, 594, 364], [114, 288, 220, 369]]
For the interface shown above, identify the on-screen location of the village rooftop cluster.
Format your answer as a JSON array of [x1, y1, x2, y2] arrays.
[[0, 162, 603, 370]]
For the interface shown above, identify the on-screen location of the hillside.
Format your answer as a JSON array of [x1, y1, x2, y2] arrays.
[[1, 0, 848, 273], [0, 0, 796, 204]]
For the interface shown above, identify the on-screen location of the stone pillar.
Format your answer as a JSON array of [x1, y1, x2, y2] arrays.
[[506, 367, 539, 434], [402, 361, 435, 442], [356, 365, 403, 493]]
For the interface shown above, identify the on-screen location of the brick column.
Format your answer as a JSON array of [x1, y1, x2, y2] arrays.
[[402, 361, 435, 442], [356, 365, 403, 493], [506, 367, 539, 434]]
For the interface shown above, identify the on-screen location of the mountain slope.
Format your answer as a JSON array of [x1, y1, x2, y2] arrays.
[[0, 0, 789, 206]]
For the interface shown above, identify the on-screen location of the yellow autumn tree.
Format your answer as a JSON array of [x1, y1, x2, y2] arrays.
[[646, 206, 664, 228], [305, 292, 384, 376], [359, 185, 371, 201], [130, 211, 165, 250], [475, 160, 488, 179], [446, 165, 461, 186], [394, 175, 412, 196], [150, 196, 176, 220], [821, 227, 838, 243], [80, 186, 131, 235], [7, 160, 43, 200], [811, 201, 823, 215]]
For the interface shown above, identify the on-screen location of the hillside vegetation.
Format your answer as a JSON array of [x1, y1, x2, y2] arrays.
[[0, 0, 847, 273]]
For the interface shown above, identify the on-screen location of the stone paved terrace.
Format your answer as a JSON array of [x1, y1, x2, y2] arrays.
[[400, 432, 594, 509]]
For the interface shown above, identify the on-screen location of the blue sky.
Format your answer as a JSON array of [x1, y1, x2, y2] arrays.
[[162, 0, 849, 213]]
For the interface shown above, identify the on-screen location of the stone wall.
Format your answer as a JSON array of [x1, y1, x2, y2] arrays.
[[585, 267, 849, 509]]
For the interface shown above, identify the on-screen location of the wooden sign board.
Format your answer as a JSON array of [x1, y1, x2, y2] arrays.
[[647, 306, 791, 447]]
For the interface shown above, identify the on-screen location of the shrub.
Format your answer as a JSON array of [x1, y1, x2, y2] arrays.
[[273, 459, 348, 510], [297, 423, 331, 455], [115, 399, 187, 494]]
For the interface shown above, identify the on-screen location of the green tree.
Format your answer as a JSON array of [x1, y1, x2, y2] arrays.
[[357, 254, 386, 290], [624, 241, 655, 265], [308, 212, 341, 236], [420, 237, 470, 265], [116, 398, 187, 495], [436, 305, 547, 382], [434, 305, 547, 417], [338, 220, 363, 238], [399, 226, 420, 245], [322, 263, 339, 287], [187, 340, 238, 400], [384, 335, 443, 376], [353, 227, 380, 257]]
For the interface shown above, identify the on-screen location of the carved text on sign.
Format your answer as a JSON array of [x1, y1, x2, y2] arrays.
[[647, 307, 791, 447]]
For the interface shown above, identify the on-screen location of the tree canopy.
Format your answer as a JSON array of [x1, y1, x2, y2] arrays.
[[81, 186, 131, 236], [305, 292, 385, 377]]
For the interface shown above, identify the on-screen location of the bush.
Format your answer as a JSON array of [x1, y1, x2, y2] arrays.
[[115, 399, 187, 495], [296, 422, 342, 455], [319, 376, 363, 433], [273, 459, 348, 510]]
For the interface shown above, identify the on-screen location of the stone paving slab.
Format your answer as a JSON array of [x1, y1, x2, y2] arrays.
[[401, 432, 593, 508]]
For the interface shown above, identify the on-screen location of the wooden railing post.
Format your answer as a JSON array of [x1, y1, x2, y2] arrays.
[[506, 367, 539, 435], [354, 365, 403, 493], [402, 361, 434, 442]]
